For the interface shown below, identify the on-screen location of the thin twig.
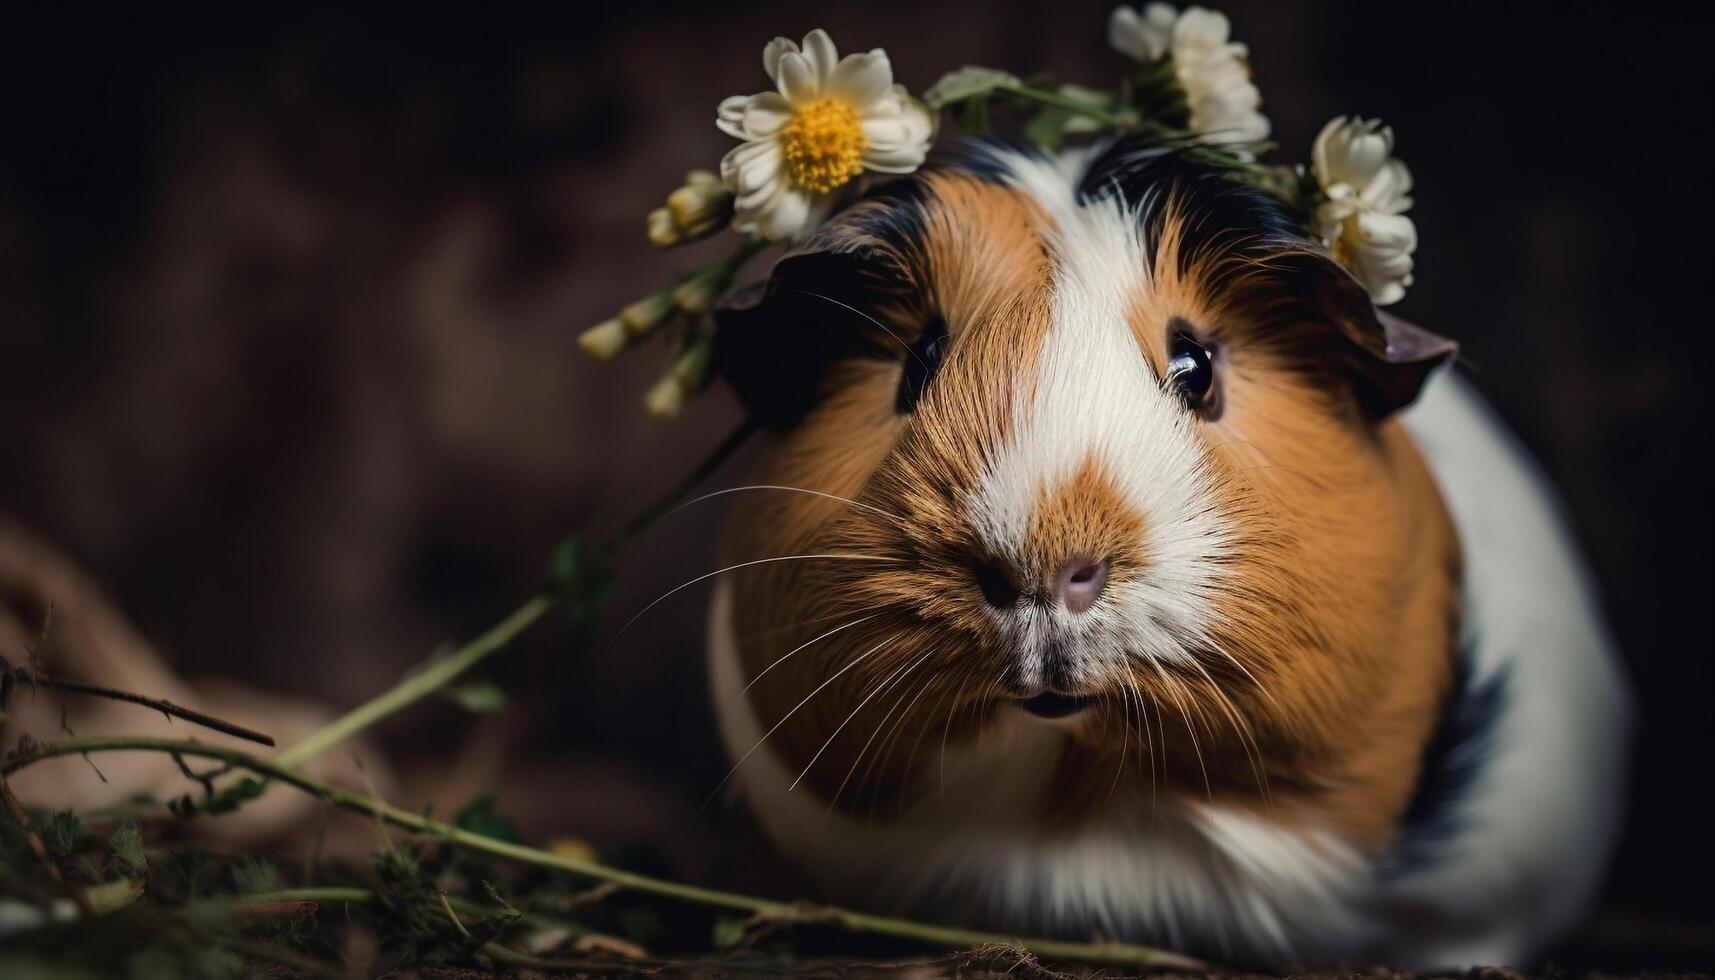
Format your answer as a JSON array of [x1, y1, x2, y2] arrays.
[[3, 736, 1204, 971], [437, 890, 474, 941], [0, 652, 274, 746], [30, 677, 275, 746]]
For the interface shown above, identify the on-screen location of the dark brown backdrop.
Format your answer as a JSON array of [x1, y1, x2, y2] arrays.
[[2, 0, 1709, 966]]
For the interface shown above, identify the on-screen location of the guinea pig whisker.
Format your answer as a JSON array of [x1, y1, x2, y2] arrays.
[[1148, 656, 1214, 802], [1101, 684, 1133, 812], [938, 661, 987, 798], [1124, 671, 1160, 807], [605, 553, 898, 655], [859, 669, 940, 820], [819, 672, 919, 823], [665, 484, 903, 525], [699, 635, 892, 813], [1179, 651, 1273, 807], [790, 643, 934, 793], [739, 614, 879, 698], [847, 670, 928, 814], [792, 648, 932, 799], [788, 289, 933, 374], [819, 647, 938, 817]]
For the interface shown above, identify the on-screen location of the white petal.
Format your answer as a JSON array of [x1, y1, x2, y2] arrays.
[[1367, 278, 1407, 307], [1173, 7, 1233, 53], [1109, 4, 1177, 62], [1318, 117, 1393, 190], [1311, 117, 1347, 189], [776, 51, 819, 104], [741, 91, 793, 138], [863, 143, 928, 172], [762, 37, 799, 84], [826, 50, 893, 107], [717, 95, 752, 140], [1354, 210, 1418, 251], [736, 175, 784, 215], [729, 173, 787, 239], [1108, 6, 1151, 61], [1344, 211, 1417, 305], [862, 116, 912, 147], [720, 140, 782, 195], [800, 195, 836, 238], [1362, 158, 1414, 213], [861, 95, 933, 172], [798, 29, 840, 83], [759, 186, 813, 242]]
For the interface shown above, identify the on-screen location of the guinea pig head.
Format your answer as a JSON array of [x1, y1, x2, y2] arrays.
[[712, 141, 1460, 846]]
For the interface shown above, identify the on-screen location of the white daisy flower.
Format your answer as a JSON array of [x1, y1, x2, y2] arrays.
[[717, 29, 934, 242], [1311, 115, 1417, 305], [1108, 4, 1270, 149]]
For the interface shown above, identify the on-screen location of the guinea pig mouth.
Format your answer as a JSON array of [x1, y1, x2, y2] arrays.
[[1014, 691, 1099, 719]]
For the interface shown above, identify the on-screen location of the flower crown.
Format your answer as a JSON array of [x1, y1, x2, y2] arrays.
[[579, 4, 1418, 418]]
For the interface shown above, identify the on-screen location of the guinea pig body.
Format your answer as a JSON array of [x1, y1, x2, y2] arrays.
[[705, 140, 1629, 970]]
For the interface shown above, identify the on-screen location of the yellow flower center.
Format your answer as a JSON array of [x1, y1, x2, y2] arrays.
[[780, 98, 868, 194]]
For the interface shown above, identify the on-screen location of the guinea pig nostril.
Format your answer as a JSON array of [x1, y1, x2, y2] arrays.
[[972, 558, 1019, 609], [1057, 558, 1109, 614]]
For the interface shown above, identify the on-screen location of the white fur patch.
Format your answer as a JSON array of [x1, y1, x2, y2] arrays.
[[965, 146, 1229, 686]]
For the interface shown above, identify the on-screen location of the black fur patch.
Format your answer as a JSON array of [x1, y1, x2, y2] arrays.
[[1079, 138, 1311, 272], [1383, 649, 1510, 877]]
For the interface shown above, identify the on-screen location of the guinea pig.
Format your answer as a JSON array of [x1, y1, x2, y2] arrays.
[[703, 136, 1631, 971]]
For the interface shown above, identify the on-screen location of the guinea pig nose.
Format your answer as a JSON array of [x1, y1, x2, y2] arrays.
[[1055, 557, 1109, 614]]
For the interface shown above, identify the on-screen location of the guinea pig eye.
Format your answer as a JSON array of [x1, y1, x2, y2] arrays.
[[1165, 330, 1219, 417], [894, 314, 949, 414]]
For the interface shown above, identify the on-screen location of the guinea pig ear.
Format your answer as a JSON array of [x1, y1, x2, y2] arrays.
[[712, 222, 882, 430], [1297, 254, 1457, 418]]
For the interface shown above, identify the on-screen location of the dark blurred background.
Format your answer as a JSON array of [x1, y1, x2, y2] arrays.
[[2, 0, 1709, 967]]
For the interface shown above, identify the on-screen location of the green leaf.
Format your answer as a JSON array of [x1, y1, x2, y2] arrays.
[[1023, 108, 1072, 149], [438, 679, 508, 714], [922, 66, 1020, 109], [108, 819, 147, 879]]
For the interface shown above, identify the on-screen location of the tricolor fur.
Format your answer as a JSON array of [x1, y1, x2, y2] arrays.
[[706, 138, 1629, 969]]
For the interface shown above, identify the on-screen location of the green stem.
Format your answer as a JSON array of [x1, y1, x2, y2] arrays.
[[273, 594, 556, 770], [998, 83, 1135, 129], [601, 416, 759, 553], [217, 887, 374, 906], [4, 736, 1201, 970]]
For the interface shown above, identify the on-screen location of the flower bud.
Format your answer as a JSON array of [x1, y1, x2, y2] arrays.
[[667, 170, 732, 231], [671, 334, 715, 388], [619, 290, 675, 337], [670, 265, 728, 315], [646, 207, 679, 248], [643, 374, 688, 419], [577, 319, 629, 361], [646, 170, 733, 248]]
